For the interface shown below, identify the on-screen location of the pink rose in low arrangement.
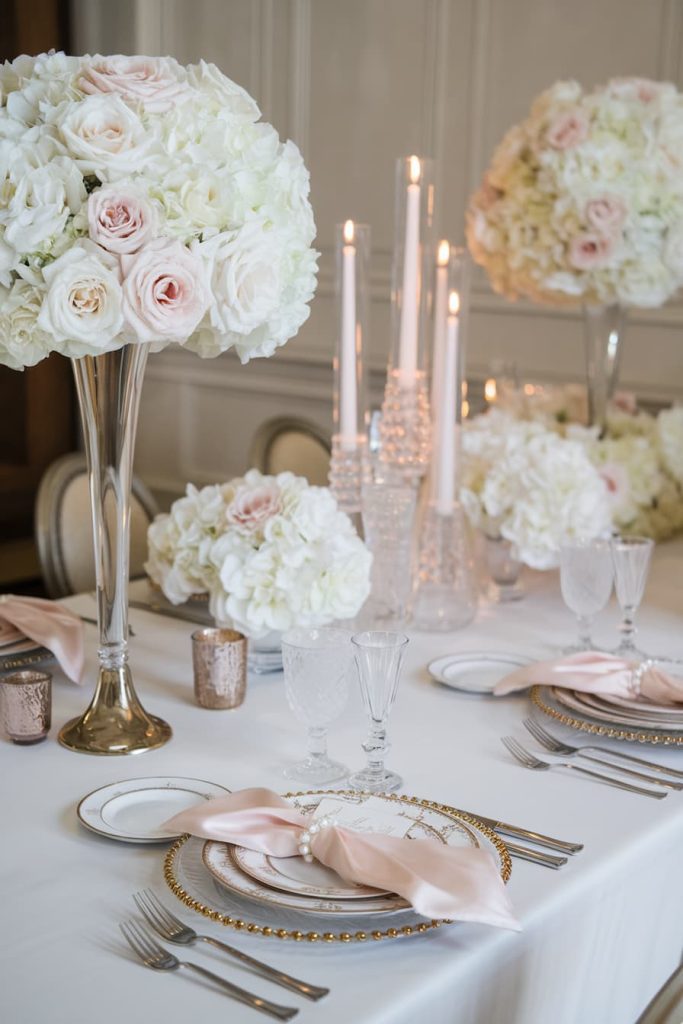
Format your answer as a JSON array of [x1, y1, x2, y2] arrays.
[[226, 480, 282, 532], [121, 238, 210, 344]]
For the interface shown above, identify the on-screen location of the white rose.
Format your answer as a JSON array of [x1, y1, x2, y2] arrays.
[[3, 157, 85, 255], [198, 221, 282, 336], [52, 94, 151, 180], [187, 60, 260, 122], [37, 241, 124, 353], [0, 279, 54, 369], [155, 167, 235, 239]]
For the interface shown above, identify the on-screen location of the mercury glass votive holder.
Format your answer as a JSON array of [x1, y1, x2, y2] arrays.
[[191, 628, 247, 709], [1, 669, 52, 744]]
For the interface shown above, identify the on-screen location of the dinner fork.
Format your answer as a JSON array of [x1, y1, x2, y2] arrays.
[[523, 718, 683, 791], [133, 889, 328, 1001], [501, 736, 667, 799], [522, 717, 683, 780], [120, 919, 298, 1020]]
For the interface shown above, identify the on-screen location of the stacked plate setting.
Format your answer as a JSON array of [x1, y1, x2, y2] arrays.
[[549, 686, 683, 734], [0, 621, 51, 672]]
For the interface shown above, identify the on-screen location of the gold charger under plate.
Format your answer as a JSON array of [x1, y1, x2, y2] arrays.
[[163, 789, 512, 944], [531, 685, 683, 746]]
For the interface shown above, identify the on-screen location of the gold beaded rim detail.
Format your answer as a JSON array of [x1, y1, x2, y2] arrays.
[[531, 685, 683, 746], [162, 789, 512, 943]]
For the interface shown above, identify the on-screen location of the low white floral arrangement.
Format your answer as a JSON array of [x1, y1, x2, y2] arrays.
[[0, 52, 317, 369], [145, 470, 372, 637], [467, 77, 683, 308], [462, 397, 683, 564]]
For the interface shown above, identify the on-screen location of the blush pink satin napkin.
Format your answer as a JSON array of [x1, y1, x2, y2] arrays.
[[494, 651, 683, 704], [0, 594, 85, 683], [164, 787, 519, 930]]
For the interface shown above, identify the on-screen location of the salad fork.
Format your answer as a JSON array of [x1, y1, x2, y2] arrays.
[[120, 919, 298, 1020], [133, 889, 328, 1001], [522, 717, 683, 780], [501, 736, 667, 799], [523, 718, 683, 791]]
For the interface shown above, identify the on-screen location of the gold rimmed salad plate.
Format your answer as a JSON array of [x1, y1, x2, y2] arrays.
[[231, 845, 391, 900], [551, 687, 683, 731], [77, 776, 230, 843]]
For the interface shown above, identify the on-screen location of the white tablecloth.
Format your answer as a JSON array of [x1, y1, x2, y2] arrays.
[[2, 543, 683, 1024]]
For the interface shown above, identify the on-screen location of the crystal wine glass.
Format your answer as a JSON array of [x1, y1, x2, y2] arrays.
[[281, 627, 353, 784], [611, 536, 654, 656], [348, 630, 409, 794], [559, 539, 613, 651]]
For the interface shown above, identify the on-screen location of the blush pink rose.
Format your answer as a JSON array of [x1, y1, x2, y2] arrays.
[[585, 195, 627, 235], [121, 238, 210, 344], [88, 186, 157, 255], [546, 109, 589, 150], [611, 390, 638, 415], [608, 78, 662, 104], [226, 482, 281, 531], [79, 55, 189, 114], [568, 232, 614, 270]]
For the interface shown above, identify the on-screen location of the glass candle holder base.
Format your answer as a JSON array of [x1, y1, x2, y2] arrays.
[[347, 768, 403, 794], [329, 435, 365, 515], [379, 370, 431, 481], [487, 579, 524, 604], [413, 503, 477, 631], [248, 632, 283, 674], [484, 534, 524, 603], [283, 756, 348, 785]]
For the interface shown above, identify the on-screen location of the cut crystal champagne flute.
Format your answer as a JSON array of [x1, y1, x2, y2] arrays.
[[611, 536, 654, 655], [348, 630, 409, 794], [559, 539, 614, 651], [281, 627, 353, 784]]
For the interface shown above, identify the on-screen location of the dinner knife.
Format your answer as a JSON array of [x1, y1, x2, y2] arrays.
[[505, 842, 567, 869], [452, 809, 583, 855], [128, 600, 211, 626]]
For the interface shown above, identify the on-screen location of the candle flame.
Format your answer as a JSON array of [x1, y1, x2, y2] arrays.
[[437, 240, 450, 266], [462, 399, 470, 419], [461, 379, 468, 398], [523, 383, 536, 396], [484, 378, 497, 402], [409, 155, 421, 184], [343, 219, 355, 244], [448, 290, 460, 316]]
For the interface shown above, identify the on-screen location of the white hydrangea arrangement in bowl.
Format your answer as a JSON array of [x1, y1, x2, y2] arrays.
[[460, 410, 613, 570], [467, 77, 683, 308], [0, 51, 317, 368], [146, 470, 372, 637]]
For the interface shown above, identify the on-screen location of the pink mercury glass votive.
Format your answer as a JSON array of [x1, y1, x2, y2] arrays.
[[1, 669, 52, 744], [191, 628, 247, 709]]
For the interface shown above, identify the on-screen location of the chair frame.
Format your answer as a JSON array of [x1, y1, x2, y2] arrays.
[[34, 452, 158, 598], [248, 416, 331, 477]]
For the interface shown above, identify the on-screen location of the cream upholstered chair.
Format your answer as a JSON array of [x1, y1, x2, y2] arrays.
[[34, 453, 158, 598], [634, 962, 683, 1024], [249, 417, 331, 486]]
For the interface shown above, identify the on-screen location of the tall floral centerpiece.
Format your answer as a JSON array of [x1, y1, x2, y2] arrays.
[[467, 78, 683, 427], [0, 52, 317, 753]]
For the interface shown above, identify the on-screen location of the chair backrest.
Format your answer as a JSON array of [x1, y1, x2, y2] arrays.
[[34, 453, 158, 598], [249, 417, 331, 486]]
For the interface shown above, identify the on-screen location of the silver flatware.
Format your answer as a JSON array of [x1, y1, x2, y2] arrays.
[[452, 807, 583, 855], [505, 842, 567, 869], [120, 919, 298, 1020], [523, 717, 683, 790], [502, 735, 667, 799], [128, 600, 210, 625], [523, 716, 683, 780], [134, 890, 328, 1001]]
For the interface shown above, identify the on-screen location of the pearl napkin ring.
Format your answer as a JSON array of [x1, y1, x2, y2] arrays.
[[297, 815, 337, 863]]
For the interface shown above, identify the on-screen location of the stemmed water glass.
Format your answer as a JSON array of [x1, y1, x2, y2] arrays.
[[611, 536, 654, 656], [559, 539, 613, 651], [348, 630, 409, 794], [281, 627, 353, 784]]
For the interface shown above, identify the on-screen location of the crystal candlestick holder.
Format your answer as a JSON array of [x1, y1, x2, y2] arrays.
[[329, 435, 366, 516], [412, 502, 477, 630], [359, 478, 417, 629], [379, 370, 432, 481]]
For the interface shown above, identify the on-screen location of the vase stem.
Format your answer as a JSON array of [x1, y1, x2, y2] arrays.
[[583, 303, 625, 430], [58, 346, 171, 755]]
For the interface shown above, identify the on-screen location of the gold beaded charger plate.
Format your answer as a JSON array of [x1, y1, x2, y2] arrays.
[[163, 790, 512, 944], [551, 686, 683, 732], [532, 685, 683, 746], [0, 635, 53, 673]]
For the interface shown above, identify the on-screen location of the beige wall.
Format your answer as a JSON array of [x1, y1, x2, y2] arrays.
[[72, 0, 683, 497]]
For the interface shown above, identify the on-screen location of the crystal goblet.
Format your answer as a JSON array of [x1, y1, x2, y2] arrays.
[[348, 630, 409, 794], [281, 627, 353, 784], [559, 539, 613, 652], [611, 536, 654, 656]]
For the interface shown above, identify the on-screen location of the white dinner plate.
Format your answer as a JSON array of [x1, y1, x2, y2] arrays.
[[203, 791, 484, 915], [77, 776, 230, 843], [232, 845, 390, 900], [598, 692, 683, 716], [428, 651, 530, 693]]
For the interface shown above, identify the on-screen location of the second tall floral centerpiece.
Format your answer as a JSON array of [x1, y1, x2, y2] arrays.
[[0, 52, 318, 753]]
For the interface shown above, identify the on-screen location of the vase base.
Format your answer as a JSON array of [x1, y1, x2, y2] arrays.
[[58, 708, 172, 756]]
